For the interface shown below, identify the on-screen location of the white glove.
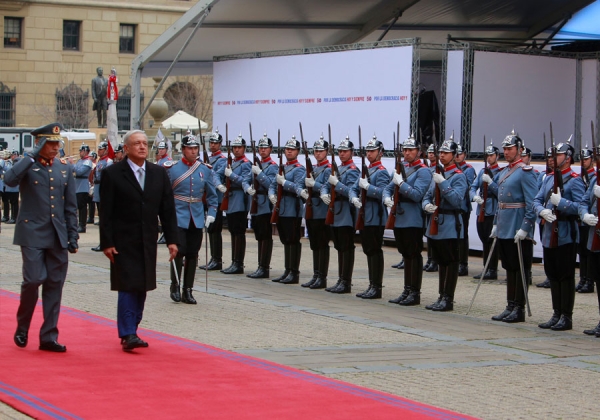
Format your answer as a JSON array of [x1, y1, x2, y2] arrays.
[[276, 174, 286, 186], [328, 174, 339, 186], [539, 209, 556, 223], [482, 174, 493, 184], [320, 194, 331, 205], [224, 166, 233, 177], [351, 197, 362, 208], [359, 177, 370, 190], [251, 164, 262, 175], [205, 215, 215, 229], [550, 191, 561, 206], [217, 184, 227, 193], [490, 225, 497, 238], [393, 172, 404, 186], [384, 197, 394, 208], [300, 189, 309, 200], [514, 229, 528, 243], [583, 213, 598, 226], [472, 195, 484, 205], [433, 173, 445, 184], [246, 186, 256, 196], [424, 203, 438, 214], [304, 175, 315, 188], [269, 194, 277, 205], [595, 185, 600, 198]]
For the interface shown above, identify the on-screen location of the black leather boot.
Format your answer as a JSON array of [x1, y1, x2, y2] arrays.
[[425, 260, 438, 272], [391, 259, 403, 269], [362, 252, 383, 299], [221, 235, 238, 274], [541, 279, 561, 327], [503, 271, 526, 323], [502, 305, 525, 323], [538, 312, 561, 329], [248, 240, 272, 279], [536, 278, 551, 288], [181, 257, 198, 304], [578, 278, 595, 293], [169, 256, 183, 302], [247, 240, 264, 278], [330, 249, 353, 294], [432, 294, 454, 311], [311, 247, 329, 289], [221, 235, 244, 274], [205, 258, 222, 271], [458, 263, 468, 277], [302, 249, 320, 287], [357, 285, 373, 298], [357, 254, 374, 298], [273, 244, 290, 282], [280, 243, 301, 284], [426, 296, 442, 310], [389, 287, 410, 304], [426, 264, 446, 309], [399, 290, 420, 306], [575, 277, 586, 292], [583, 320, 600, 335], [551, 280, 574, 330], [399, 255, 422, 306], [423, 257, 432, 271], [551, 314, 572, 331], [326, 249, 344, 292], [492, 301, 515, 321]]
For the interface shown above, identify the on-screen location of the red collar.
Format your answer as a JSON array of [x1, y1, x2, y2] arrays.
[[489, 163, 499, 170], [234, 156, 245, 162], [38, 157, 53, 167], [407, 159, 422, 167], [509, 159, 523, 169], [587, 167, 595, 175], [444, 164, 457, 171], [262, 156, 273, 164], [100, 156, 109, 161], [560, 167, 572, 175], [317, 159, 330, 167], [181, 157, 195, 167], [211, 151, 223, 157], [368, 161, 382, 169], [286, 159, 298, 166], [341, 159, 354, 167]]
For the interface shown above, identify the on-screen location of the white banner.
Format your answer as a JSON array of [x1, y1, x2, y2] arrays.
[[106, 99, 118, 151]]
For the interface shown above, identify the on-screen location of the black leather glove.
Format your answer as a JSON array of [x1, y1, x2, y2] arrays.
[[68, 240, 78, 254], [28, 138, 47, 159]]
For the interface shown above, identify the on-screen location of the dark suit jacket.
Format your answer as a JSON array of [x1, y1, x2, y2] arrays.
[[100, 157, 178, 292]]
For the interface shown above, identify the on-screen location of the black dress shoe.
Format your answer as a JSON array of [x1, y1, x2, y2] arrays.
[[396, 259, 405, 269], [575, 278, 585, 292], [77, 225, 86, 233], [425, 262, 438, 272], [301, 274, 318, 287], [536, 278, 551, 288], [361, 287, 382, 299], [583, 321, 600, 336], [538, 312, 561, 329], [39, 341, 67, 352], [310, 277, 327, 289], [502, 306, 525, 323], [170, 283, 181, 302], [121, 334, 148, 351], [0, 217, 7, 222], [398, 291, 420, 306], [431, 295, 454, 312], [86, 218, 94, 224], [550, 315, 572, 331], [157, 234, 166, 244], [6, 219, 16, 224], [91, 245, 102, 252], [389, 287, 410, 304], [426, 296, 442, 310], [458, 264, 468, 276], [578, 279, 595, 294], [14, 331, 28, 348]]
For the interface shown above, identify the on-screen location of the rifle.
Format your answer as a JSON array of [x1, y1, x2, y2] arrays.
[[249, 123, 260, 215], [199, 121, 209, 164], [429, 121, 442, 236], [478, 135, 490, 223], [591, 121, 600, 251], [270, 130, 283, 224], [221, 124, 232, 211], [325, 125, 338, 225], [385, 131, 402, 229], [300, 123, 314, 220], [550, 122, 562, 248], [355, 126, 367, 230], [544, 133, 550, 176]]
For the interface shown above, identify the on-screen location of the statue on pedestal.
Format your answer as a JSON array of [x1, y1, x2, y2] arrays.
[[91, 67, 108, 128]]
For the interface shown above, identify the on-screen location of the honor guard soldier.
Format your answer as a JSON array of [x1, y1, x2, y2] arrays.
[[350, 136, 390, 299], [269, 136, 306, 284], [470, 142, 502, 280], [423, 144, 439, 272], [534, 139, 585, 330], [320, 136, 360, 294], [455, 142, 476, 276], [486, 131, 537, 323], [200, 130, 227, 270], [91, 142, 113, 251], [113, 144, 124, 163], [247, 134, 278, 278], [300, 136, 332, 289], [167, 134, 217, 304], [222, 134, 252, 274], [156, 141, 172, 167], [73, 144, 93, 233], [535, 147, 555, 288], [6, 122, 78, 352], [384, 135, 432, 305], [576, 145, 596, 294], [422, 138, 468, 311]]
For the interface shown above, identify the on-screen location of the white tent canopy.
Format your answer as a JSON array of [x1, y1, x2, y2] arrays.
[[161, 110, 208, 130]]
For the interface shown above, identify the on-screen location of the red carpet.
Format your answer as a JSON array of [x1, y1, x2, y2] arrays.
[[0, 290, 476, 420]]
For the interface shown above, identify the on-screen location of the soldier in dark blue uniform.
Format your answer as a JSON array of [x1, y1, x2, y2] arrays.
[[269, 136, 306, 284], [91, 142, 113, 251], [534, 140, 585, 331], [166, 134, 217, 304], [221, 134, 252, 274], [486, 132, 537, 323], [470, 143, 502, 280], [576, 146, 596, 294], [6, 122, 78, 352], [320, 137, 360, 294], [350, 136, 390, 299], [422, 139, 468, 311], [200, 131, 227, 271], [73, 144, 93, 233], [247, 134, 278, 279], [455, 142, 476, 276], [300, 136, 332, 289], [384, 135, 431, 305]]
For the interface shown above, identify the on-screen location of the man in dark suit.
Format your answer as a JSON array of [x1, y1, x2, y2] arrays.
[[100, 130, 178, 352], [5, 122, 79, 352]]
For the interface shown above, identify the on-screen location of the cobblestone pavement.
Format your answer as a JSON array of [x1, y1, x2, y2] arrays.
[[2, 222, 600, 419]]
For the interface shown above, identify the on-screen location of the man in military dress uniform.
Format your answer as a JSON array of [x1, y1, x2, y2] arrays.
[[5, 122, 78, 352], [201, 131, 227, 271], [422, 139, 468, 311], [485, 131, 537, 323], [156, 141, 172, 167], [350, 136, 390, 299], [113, 144, 124, 163], [576, 146, 596, 294], [534, 140, 585, 331], [221, 134, 252, 274], [73, 144, 93, 233], [300, 136, 332, 289], [320, 137, 360, 294], [269, 136, 306, 284], [91, 142, 113, 251], [455, 142, 476, 276], [166, 134, 217, 303], [247, 134, 278, 279], [423, 144, 439, 272], [470, 143, 502, 280], [384, 135, 431, 305]]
